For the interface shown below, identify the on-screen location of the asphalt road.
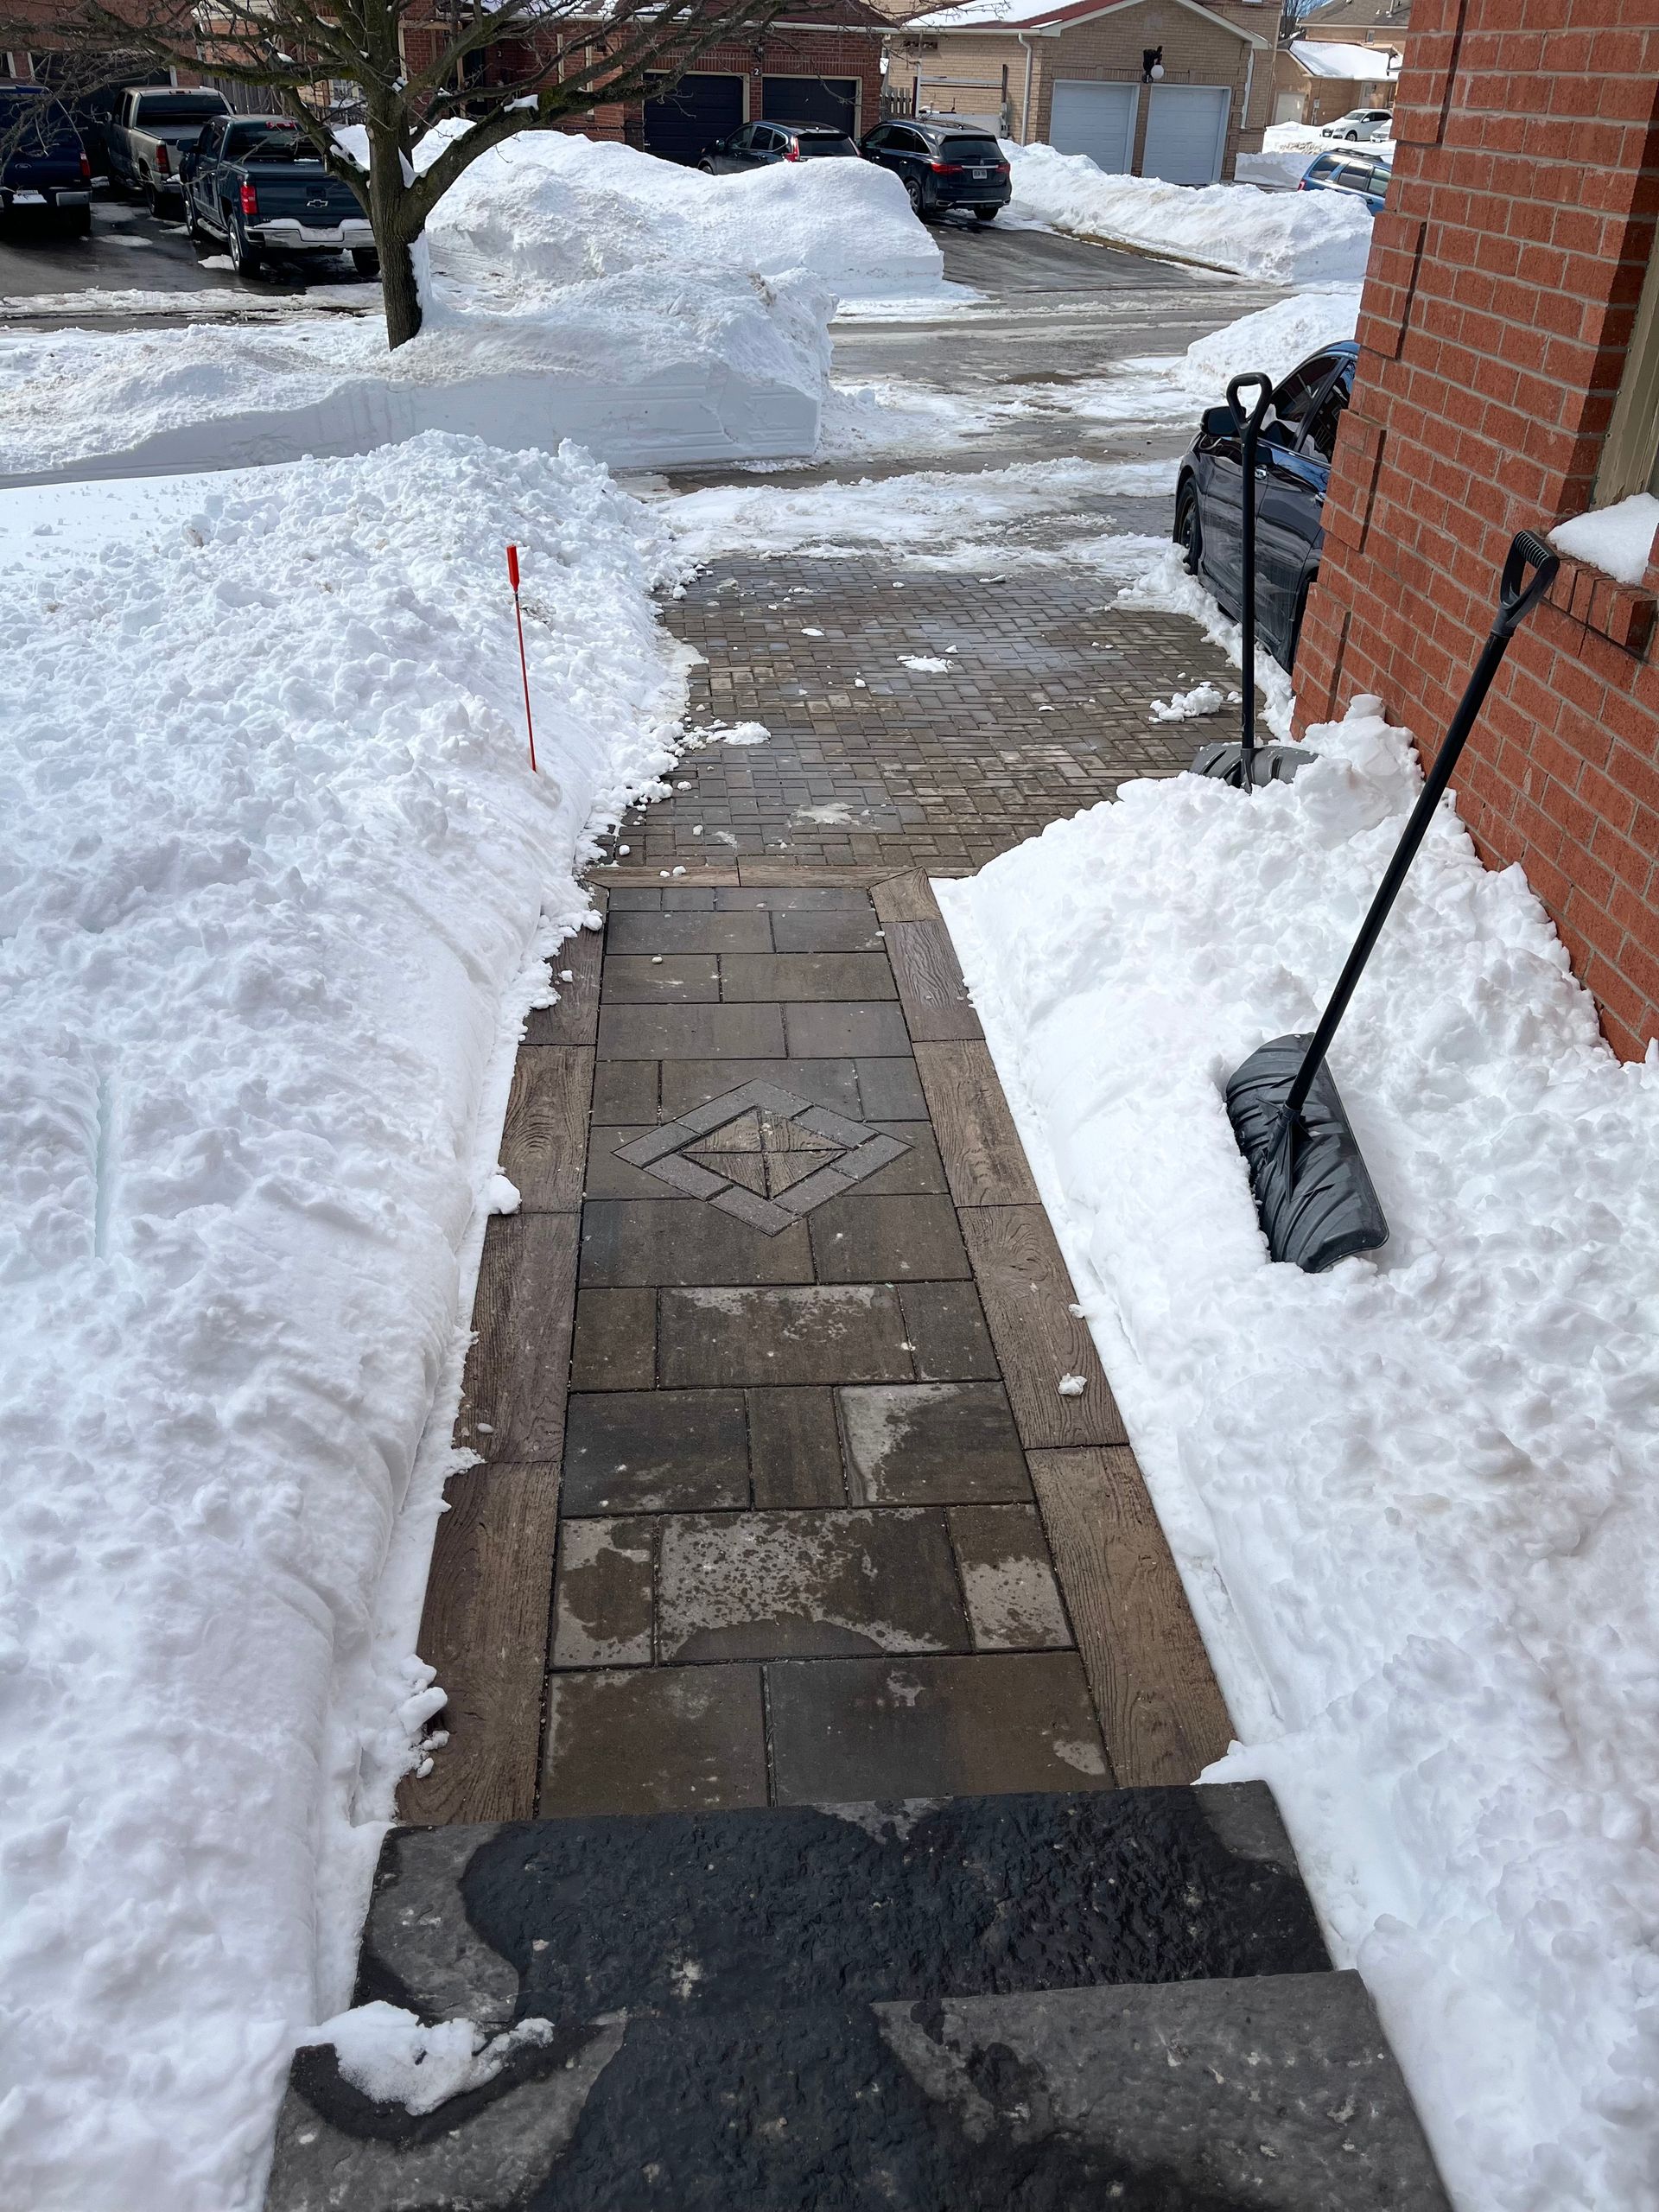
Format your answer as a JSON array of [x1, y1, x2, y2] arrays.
[[0, 190, 372, 316]]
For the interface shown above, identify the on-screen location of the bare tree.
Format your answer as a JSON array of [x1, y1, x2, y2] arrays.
[[1277, 0, 1326, 52], [5, 0, 785, 346]]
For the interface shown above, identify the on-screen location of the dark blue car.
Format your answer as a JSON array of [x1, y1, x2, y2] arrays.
[[1173, 340, 1357, 672], [0, 82, 92, 234]]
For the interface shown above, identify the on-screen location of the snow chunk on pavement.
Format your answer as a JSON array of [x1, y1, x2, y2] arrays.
[[900, 654, 950, 672], [1149, 681, 1224, 721], [0, 433, 689, 2211], [301, 2004, 556, 2115], [1003, 141, 1374, 286], [1550, 492, 1659, 586], [940, 700, 1659, 2212]]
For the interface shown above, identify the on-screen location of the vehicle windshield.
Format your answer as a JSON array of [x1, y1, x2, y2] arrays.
[[0, 90, 79, 152], [241, 130, 321, 162], [796, 134, 859, 157], [135, 93, 227, 122], [942, 137, 1002, 162]]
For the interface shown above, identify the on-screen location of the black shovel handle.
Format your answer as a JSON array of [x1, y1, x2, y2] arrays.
[[1284, 527, 1559, 1117], [1227, 373, 1274, 779]]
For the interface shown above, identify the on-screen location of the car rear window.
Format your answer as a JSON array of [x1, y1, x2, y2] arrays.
[[942, 137, 1001, 162], [1306, 154, 1339, 178], [796, 134, 859, 156], [226, 120, 297, 156], [135, 93, 227, 122], [242, 130, 321, 162]]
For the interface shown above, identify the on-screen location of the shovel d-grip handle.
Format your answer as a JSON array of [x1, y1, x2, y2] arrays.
[[1225, 372, 1274, 779], [1283, 527, 1560, 1118]]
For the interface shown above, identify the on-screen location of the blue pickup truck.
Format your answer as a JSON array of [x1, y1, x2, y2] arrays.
[[180, 114, 378, 277], [0, 82, 93, 234]]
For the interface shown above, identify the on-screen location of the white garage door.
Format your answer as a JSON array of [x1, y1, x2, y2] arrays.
[[1141, 83, 1230, 185], [1047, 80, 1137, 174]]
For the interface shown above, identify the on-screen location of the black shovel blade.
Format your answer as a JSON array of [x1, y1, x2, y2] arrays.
[[1224, 1033, 1389, 1272], [1188, 742, 1319, 787]]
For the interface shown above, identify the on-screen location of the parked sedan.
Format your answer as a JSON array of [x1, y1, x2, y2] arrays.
[[1320, 107, 1392, 142], [861, 118, 1011, 222], [1173, 341, 1357, 672], [1299, 149, 1391, 213], [698, 122, 861, 174]]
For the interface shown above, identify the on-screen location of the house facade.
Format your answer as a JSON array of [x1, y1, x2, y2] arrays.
[[892, 0, 1276, 184], [1272, 35, 1399, 126], [1294, 0, 1659, 1056]]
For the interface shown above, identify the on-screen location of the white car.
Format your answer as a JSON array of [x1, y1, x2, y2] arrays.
[[1320, 108, 1392, 143]]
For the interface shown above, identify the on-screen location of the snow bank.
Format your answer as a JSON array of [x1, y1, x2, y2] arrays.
[[1003, 140, 1375, 285], [940, 704, 1659, 2212], [0, 432, 688, 2212], [1550, 492, 1659, 586], [421, 127, 944, 306], [0, 259, 831, 486], [1164, 286, 1359, 395]]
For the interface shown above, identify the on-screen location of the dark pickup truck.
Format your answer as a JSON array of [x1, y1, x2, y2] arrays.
[[180, 115, 378, 277], [0, 82, 92, 233]]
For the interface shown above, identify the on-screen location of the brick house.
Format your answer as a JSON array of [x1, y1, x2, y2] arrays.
[[891, 0, 1277, 183], [398, 0, 889, 161], [1294, 0, 1659, 1057], [1272, 35, 1399, 128]]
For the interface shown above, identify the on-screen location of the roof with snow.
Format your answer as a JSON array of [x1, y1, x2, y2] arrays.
[[1287, 35, 1399, 73], [906, 0, 1266, 31]]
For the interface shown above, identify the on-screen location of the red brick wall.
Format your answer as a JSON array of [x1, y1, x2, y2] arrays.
[[1294, 0, 1659, 1058]]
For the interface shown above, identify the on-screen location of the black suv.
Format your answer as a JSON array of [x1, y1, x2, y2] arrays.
[[699, 122, 861, 174], [861, 118, 1011, 222]]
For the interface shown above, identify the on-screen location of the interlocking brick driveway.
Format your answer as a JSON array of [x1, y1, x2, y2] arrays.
[[605, 556, 1242, 874]]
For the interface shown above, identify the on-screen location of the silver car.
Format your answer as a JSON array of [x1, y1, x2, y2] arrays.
[[1319, 107, 1392, 143]]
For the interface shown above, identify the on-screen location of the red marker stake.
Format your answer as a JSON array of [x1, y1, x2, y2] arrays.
[[505, 543, 537, 774]]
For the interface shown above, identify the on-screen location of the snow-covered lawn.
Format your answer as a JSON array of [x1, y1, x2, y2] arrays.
[[0, 432, 689, 2211], [940, 706, 1659, 2212], [0, 136, 950, 487], [1003, 139, 1375, 285]]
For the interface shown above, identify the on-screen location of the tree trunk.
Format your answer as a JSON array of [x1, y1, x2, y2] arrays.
[[365, 111, 423, 350]]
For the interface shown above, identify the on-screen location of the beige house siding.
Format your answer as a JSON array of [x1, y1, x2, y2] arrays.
[[896, 0, 1274, 173]]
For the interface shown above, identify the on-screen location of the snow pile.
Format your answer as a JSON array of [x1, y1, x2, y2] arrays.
[[1148, 679, 1225, 720], [300, 2005, 556, 2115], [1003, 140, 1375, 285], [0, 255, 832, 485], [940, 702, 1659, 2212], [0, 432, 688, 2212], [1155, 287, 1360, 399], [423, 127, 945, 306], [1550, 492, 1659, 586]]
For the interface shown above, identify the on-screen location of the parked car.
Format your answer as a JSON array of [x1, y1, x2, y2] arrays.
[[860, 118, 1011, 223], [697, 121, 861, 174], [1320, 107, 1392, 143], [1299, 149, 1391, 213], [1173, 341, 1357, 672], [105, 85, 231, 210], [180, 115, 376, 276], [0, 83, 92, 234]]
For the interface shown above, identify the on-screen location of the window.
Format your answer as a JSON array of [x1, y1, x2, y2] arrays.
[[942, 137, 1001, 162], [1301, 366, 1352, 463], [1596, 236, 1659, 505], [864, 124, 889, 149], [1270, 354, 1342, 440]]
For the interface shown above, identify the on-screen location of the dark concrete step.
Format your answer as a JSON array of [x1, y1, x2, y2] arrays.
[[353, 1785, 1330, 2036], [269, 1969, 1451, 2211]]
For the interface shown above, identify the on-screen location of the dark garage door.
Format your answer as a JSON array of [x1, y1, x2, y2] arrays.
[[644, 73, 745, 164], [761, 74, 860, 136]]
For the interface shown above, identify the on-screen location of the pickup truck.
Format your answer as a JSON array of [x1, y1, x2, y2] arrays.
[[0, 82, 92, 233], [106, 85, 230, 210], [180, 115, 377, 277]]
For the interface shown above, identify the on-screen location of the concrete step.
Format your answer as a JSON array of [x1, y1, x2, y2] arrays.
[[268, 1970, 1452, 2210], [350, 1786, 1331, 2034]]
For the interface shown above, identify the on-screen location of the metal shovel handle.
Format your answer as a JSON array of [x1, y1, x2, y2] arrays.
[[1226, 372, 1274, 780], [1284, 527, 1560, 1117]]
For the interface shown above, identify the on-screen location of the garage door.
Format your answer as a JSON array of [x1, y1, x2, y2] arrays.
[[762, 75, 860, 135], [643, 73, 745, 164], [1141, 83, 1230, 186], [1046, 80, 1137, 175]]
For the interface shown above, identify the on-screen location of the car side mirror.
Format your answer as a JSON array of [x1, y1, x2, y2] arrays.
[[1201, 404, 1236, 440]]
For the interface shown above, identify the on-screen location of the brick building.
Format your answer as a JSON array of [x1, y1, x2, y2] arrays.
[[1294, 0, 1659, 1058], [1272, 35, 1398, 127], [892, 0, 1276, 183], [398, 0, 889, 160]]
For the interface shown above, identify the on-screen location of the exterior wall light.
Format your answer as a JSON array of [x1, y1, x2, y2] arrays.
[[1141, 47, 1165, 79]]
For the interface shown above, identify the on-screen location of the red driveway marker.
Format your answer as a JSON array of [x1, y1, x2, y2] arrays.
[[506, 543, 537, 774]]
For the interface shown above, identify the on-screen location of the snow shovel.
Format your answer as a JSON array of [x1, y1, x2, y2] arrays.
[[1190, 370, 1315, 790], [1224, 527, 1559, 1272]]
